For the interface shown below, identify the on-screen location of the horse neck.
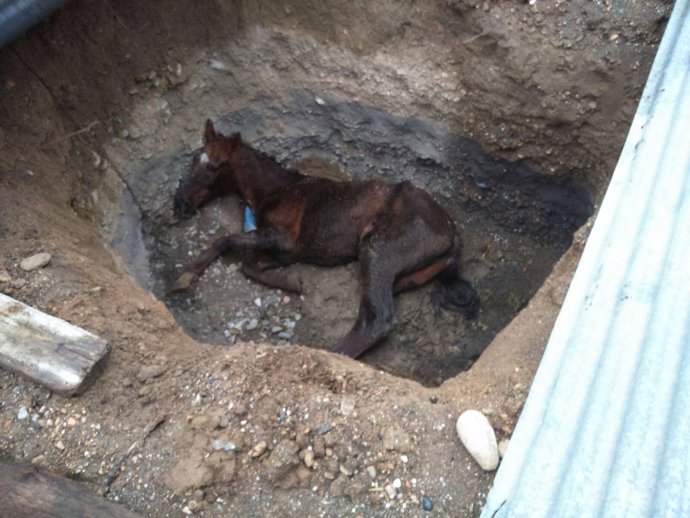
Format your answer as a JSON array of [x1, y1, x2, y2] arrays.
[[231, 144, 303, 207]]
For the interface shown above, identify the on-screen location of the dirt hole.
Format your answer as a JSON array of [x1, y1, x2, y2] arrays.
[[110, 91, 590, 386]]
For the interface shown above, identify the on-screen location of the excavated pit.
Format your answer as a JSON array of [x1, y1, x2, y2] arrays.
[[110, 92, 590, 386], [0, 1, 670, 516]]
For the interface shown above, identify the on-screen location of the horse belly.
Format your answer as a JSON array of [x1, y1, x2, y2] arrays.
[[298, 218, 363, 265]]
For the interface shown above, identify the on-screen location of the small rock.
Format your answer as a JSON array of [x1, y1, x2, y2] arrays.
[[17, 407, 29, 420], [253, 297, 262, 307], [384, 483, 397, 499], [137, 364, 168, 383], [249, 441, 267, 458], [315, 96, 326, 106], [366, 465, 377, 479], [20, 252, 51, 271], [193, 489, 205, 501], [182, 505, 192, 515], [498, 438, 510, 458], [339, 464, 353, 477], [246, 319, 258, 331], [31, 454, 46, 464], [392, 478, 402, 489], [219, 414, 230, 428], [324, 471, 337, 480], [303, 449, 315, 468], [0, 270, 11, 283], [340, 395, 355, 416], [222, 441, 236, 452], [187, 500, 199, 511], [278, 331, 294, 341], [315, 422, 333, 435], [56, 440, 65, 450], [422, 495, 433, 511], [456, 410, 499, 471], [265, 439, 300, 481], [209, 59, 225, 70], [67, 416, 78, 427]]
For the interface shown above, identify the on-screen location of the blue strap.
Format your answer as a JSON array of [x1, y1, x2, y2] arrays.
[[243, 205, 257, 232]]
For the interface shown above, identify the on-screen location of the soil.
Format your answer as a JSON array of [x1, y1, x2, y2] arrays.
[[0, 1, 670, 517]]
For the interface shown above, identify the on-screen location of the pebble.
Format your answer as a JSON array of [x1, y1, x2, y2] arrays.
[[384, 483, 397, 499], [249, 441, 267, 458], [137, 364, 168, 382], [246, 319, 259, 331], [278, 331, 294, 341], [422, 495, 434, 511], [0, 270, 11, 283], [56, 440, 65, 450], [20, 252, 51, 271], [315, 422, 333, 435], [211, 439, 236, 451], [366, 466, 377, 479], [303, 449, 315, 468], [392, 478, 402, 489], [340, 395, 355, 416], [339, 464, 353, 477], [209, 59, 226, 70], [456, 410, 499, 471], [17, 407, 29, 420], [498, 438, 510, 458]]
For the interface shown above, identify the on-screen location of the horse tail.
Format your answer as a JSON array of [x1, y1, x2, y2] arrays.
[[431, 235, 480, 319]]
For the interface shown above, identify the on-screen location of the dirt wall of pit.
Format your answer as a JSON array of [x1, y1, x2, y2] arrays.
[[0, 1, 670, 517]]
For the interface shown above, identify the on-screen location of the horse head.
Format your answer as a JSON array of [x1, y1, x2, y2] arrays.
[[174, 119, 241, 218]]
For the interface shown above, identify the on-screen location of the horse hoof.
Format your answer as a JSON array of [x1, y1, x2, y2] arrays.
[[168, 272, 198, 293]]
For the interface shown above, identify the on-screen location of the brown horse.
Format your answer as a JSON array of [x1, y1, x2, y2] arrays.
[[171, 120, 479, 358]]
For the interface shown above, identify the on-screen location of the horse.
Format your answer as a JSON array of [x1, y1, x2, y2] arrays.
[[171, 119, 479, 358]]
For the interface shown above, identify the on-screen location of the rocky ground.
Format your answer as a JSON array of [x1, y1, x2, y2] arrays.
[[0, 0, 670, 516]]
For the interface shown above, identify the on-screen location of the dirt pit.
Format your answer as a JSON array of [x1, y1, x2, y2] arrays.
[[0, 1, 670, 517], [112, 92, 590, 385]]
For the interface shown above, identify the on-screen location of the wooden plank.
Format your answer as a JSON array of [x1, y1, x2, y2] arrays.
[[0, 293, 110, 395], [0, 461, 143, 518]]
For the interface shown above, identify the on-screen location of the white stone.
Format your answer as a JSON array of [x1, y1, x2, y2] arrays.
[[20, 252, 51, 271], [498, 438, 510, 458], [456, 410, 499, 471]]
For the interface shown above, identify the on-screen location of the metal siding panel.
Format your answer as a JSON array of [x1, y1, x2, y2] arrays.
[[482, 1, 690, 516]]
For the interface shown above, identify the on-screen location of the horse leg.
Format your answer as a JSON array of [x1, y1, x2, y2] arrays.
[[240, 258, 303, 293], [331, 242, 396, 359], [168, 229, 294, 292]]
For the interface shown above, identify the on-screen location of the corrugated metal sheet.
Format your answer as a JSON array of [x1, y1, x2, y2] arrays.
[[482, 2, 690, 517]]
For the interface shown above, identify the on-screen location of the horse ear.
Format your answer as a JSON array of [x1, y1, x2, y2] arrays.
[[204, 119, 217, 144], [229, 132, 242, 144]]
